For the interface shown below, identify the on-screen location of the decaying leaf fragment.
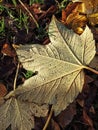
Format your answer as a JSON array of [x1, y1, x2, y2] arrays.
[[0, 83, 7, 98], [0, 16, 96, 129], [0, 96, 48, 130]]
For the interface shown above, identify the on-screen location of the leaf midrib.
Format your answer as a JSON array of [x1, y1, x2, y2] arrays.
[[53, 17, 83, 65]]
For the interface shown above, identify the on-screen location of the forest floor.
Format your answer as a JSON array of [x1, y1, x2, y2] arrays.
[[0, 0, 98, 130]]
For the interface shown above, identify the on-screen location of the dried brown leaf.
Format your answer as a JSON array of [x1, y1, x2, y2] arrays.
[[62, 2, 87, 34], [83, 109, 94, 128], [0, 83, 7, 98], [55, 102, 76, 128], [72, 0, 98, 14]]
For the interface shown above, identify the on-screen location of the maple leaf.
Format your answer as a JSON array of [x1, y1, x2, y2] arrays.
[[15, 16, 95, 114], [0, 16, 96, 129]]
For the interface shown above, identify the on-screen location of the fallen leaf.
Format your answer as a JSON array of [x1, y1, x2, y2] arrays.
[[51, 119, 61, 130], [1, 43, 17, 57], [77, 75, 94, 107], [62, 2, 86, 21], [0, 16, 96, 129], [84, 83, 98, 109], [89, 55, 98, 70], [61, 2, 87, 34], [88, 13, 98, 26], [72, 0, 98, 14], [55, 102, 76, 128], [0, 83, 7, 98], [15, 16, 95, 115], [67, 12, 87, 34], [61, 2, 84, 22], [89, 106, 96, 114], [83, 109, 94, 128]]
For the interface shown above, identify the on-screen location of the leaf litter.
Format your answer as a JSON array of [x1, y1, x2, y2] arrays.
[[0, 0, 98, 130]]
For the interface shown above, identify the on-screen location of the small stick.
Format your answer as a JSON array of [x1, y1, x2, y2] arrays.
[[42, 107, 54, 130], [13, 63, 20, 91], [18, 0, 39, 28]]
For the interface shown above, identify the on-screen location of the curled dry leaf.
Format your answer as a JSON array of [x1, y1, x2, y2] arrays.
[[61, 2, 87, 35], [72, 0, 98, 14], [0, 16, 96, 129], [88, 13, 98, 26]]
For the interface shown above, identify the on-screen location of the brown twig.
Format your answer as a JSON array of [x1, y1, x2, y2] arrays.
[[42, 107, 54, 130]]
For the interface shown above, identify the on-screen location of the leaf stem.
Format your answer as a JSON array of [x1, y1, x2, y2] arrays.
[[42, 107, 54, 130], [84, 66, 98, 74], [18, 0, 39, 28]]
